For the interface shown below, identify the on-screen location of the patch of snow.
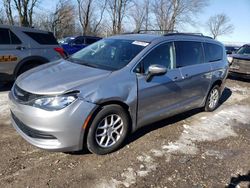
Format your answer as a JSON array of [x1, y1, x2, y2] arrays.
[[136, 154, 157, 177], [97, 167, 136, 188], [0, 92, 10, 123], [204, 150, 224, 159], [227, 86, 249, 104], [162, 105, 250, 155]]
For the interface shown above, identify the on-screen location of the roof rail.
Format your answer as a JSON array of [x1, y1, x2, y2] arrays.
[[137, 29, 178, 34], [121, 30, 213, 39], [164, 32, 203, 36], [164, 32, 213, 39]]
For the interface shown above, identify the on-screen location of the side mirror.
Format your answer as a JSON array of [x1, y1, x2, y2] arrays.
[[146, 64, 167, 82]]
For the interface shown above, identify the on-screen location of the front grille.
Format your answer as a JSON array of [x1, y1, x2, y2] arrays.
[[11, 112, 56, 139], [13, 85, 42, 103]]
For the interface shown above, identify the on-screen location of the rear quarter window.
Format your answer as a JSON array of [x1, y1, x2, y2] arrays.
[[204, 43, 223, 62], [23, 31, 58, 45]]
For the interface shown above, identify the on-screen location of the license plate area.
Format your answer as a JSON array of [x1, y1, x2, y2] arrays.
[[230, 65, 240, 70]]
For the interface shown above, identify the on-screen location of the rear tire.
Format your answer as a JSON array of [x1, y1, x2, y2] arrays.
[[204, 85, 221, 112], [87, 105, 130, 155]]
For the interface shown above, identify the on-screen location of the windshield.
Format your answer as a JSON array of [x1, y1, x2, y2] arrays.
[[68, 39, 148, 71], [237, 45, 250, 55]]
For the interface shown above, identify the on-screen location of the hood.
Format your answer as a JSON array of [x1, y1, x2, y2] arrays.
[[231, 54, 250, 61], [16, 60, 111, 95]]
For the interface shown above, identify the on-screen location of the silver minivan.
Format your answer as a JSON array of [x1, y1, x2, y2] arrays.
[[9, 33, 228, 155]]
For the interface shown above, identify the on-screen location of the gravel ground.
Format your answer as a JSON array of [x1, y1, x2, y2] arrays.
[[0, 78, 249, 188]]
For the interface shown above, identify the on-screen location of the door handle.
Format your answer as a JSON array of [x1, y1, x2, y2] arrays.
[[174, 76, 179, 80], [16, 46, 26, 50]]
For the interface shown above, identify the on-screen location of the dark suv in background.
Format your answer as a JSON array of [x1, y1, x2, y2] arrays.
[[59, 35, 102, 55], [0, 24, 65, 82]]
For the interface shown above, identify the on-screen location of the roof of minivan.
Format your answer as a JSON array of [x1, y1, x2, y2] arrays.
[[110, 34, 161, 43], [109, 33, 216, 43], [0, 24, 51, 33]]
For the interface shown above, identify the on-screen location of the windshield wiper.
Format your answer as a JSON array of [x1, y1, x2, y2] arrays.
[[81, 62, 100, 68], [67, 57, 100, 68]]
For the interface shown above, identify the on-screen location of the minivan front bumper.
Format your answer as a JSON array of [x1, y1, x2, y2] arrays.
[[9, 91, 97, 152]]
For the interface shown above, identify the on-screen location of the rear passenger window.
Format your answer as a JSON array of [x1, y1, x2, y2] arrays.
[[204, 43, 223, 62], [24, 31, 58, 45], [0, 28, 11, 44], [142, 42, 175, 72], [175, 41, 204, 67]]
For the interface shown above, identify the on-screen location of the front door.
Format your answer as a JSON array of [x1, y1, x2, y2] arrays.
[[136, 42, 183, 127]]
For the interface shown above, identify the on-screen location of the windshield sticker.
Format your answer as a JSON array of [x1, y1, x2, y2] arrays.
[[132, 41, 149, 47]]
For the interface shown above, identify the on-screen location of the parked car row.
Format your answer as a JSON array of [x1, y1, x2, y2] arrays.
[[225, 45, 240, 54]]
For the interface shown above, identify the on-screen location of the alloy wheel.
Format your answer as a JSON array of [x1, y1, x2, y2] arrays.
[[95, 114, 124, 148]]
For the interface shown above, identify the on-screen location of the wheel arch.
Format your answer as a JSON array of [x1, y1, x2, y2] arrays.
[[82, 100, 133, 148], [14, 56, 49, 78], [211, 79, 223, 89]]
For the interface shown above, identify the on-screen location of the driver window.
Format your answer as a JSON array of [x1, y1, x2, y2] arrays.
[[142, 42, 175, 73]]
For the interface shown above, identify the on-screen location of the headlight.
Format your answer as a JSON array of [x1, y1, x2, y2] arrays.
[[32, 94, 78, 111], [227, 56, 233, 64]]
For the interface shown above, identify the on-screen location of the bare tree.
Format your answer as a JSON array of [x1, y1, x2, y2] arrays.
[[13, 0, 39, 27], [143, 0, 150, 31], [77, 0, 107, 35], [207, 13, 234, 39], [107, 0, 132, 34], [35, 0, 75, 39], [0, 8, 5, 24], [152, 0, 207, 32], [130, 0, 151, 32], [77, 0, 93, 35], [3, 0, 14, 25], [91, 0, 107, 34]]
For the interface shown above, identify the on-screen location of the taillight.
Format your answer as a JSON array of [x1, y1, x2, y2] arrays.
[[54, 47, 66, 58]]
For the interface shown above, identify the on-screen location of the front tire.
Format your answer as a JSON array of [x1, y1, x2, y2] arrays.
[[204, 85, 221, 112], [87, 105, 130, 155]]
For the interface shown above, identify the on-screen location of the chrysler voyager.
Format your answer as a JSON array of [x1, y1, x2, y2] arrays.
[[9, 33, 228, 155]]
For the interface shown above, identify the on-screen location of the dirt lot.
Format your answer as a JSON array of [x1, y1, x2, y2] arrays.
[[0, 77, 249, 188]]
